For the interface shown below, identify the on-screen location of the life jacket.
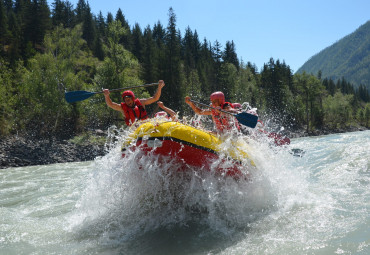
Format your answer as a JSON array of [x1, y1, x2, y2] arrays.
[[211, 102, 240, 132], [121, 99, 148, 126]]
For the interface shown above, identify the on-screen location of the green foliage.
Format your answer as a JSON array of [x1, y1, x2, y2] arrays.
[[297, 20, 370, 91], [92, 20, 144, 126], [17, 24, 98, 136], [68, 131, 106, 146], [0, 60, 15, 135], [294, 72, 326, 131], [323, 92, 354, 129], [232, 63, 258, 105], [219, 62, 238, 100], [0, 3, 368, 138]]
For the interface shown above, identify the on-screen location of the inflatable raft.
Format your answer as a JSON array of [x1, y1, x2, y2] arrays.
[[121, 120, 256, 178]]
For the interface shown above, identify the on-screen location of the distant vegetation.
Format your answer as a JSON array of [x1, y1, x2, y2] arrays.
[[297, 20, 370, 90], [0, 0, 369, 138]]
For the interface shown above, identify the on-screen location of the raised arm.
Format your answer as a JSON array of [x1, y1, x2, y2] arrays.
[[185, 96, 212, 115], [157, 101, 177, 119], [141, 80, 165, 106], [103, 89, 123, 112]]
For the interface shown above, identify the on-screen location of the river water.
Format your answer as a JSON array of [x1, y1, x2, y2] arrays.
[[1, 130, 369, 254]]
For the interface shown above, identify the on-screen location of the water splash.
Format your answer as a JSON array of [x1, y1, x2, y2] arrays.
[[67, 120, 294, 247]]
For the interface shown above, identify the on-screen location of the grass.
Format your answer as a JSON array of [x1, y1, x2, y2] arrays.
[[69, 131, 106, 146]]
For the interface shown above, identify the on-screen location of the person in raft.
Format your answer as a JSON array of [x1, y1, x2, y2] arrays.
[[185, 91, 240, 133], [155, 101, 177, 121], [103, 80, 165, 126]]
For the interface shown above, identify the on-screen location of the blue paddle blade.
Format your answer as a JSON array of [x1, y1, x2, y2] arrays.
[[235, 112, 258, 128], [65, 91, 96, 103]]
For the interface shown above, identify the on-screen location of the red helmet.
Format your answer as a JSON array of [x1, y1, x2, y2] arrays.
[[122, 90, 135, 100], [210, 91, 225, 105], [232, 103, 242, 109]]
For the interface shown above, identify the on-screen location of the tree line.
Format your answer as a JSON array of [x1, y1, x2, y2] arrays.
[[0, 0, 369, 138]]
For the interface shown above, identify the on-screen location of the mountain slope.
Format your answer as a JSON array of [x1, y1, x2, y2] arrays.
[[297, 20, 370, 89]]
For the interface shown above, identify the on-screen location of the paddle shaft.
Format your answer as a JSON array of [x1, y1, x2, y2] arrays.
[[65, 83, 160, 103], [98, 83, 159, 94], [189, 99, 258, 128], [189, 99, 236, 116]]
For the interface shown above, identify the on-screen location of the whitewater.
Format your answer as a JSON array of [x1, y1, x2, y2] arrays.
[[0, 130, 369, 254]]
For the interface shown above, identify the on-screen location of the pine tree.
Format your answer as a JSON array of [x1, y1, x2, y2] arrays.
[[192, 30, 200, 65], [163, 7, 182, 110], [106, 12, 113, 24], [3, 0, 13, 13], [7, 11, 21, 66], [52, 0, 65, 26], [152, 21, 166, 78], [182, 26, 193, 77], [142, 25, 157, 84], [197, 38, 214, 97], [74, 0, 86, 24], [81, 3, 96, 50], [96, 11, 106, 37], [115, 8, 129, 29], [0, 0, 8, 54], [222, 40, 239, 69], [63, 0, 74, 27], [131, 23, 143, 62], [115, 8, 131, 50], [35, 0, 52, 45]]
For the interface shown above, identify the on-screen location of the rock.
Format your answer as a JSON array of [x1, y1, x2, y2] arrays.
[[0, 135, 107, 169]]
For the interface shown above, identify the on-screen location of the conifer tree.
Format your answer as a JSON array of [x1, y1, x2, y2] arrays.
[[115, 8, 129, 29], [96, 11, 106, 37], [197, 38, 214, 96], [142, 25, 157, 84], [0, 0, 8, 54], [212, 40, 222, 91], [106, 12, 113, 24], [51, 0, 75, 28], [3, 0, 13, 13], [223, 40, 239, 69], [63, 0, 74, 27], [74, 0, 86, 24], [35, 0, 52, 45], [192, 30, 200, 64], [52, 0, 65, 26], [81, 3, 96, 50], [131, 23, 144, 62], [163, 7, 182, 109], [115, 8, 131, 50], [7, 11, 21, 66]]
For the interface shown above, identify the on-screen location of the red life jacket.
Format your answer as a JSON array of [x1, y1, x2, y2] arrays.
[[211, 102, 240, 132], [121, 99, 148, 126]]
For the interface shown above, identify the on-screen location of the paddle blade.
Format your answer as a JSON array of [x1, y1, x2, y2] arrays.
[[235, 112, 258, 128], [65, 91, 96, 103]]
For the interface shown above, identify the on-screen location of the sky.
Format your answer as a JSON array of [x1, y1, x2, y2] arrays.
[[48, 0, 370, 73]]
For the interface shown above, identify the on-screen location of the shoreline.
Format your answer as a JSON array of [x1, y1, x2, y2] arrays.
[[0, 127, 368, 169], [0, 134, 107, 169]]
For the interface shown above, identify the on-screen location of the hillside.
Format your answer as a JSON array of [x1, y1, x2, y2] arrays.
[[297, 20, 370, 89]]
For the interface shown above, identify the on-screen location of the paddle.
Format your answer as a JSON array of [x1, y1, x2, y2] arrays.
[[65, 83, 159, 103], [189, 100, 258, 128]]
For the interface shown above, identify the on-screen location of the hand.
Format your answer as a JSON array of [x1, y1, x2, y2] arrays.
[[185, 96, 191, 104], [103, 89, 110, 96], [158, 80, 165, 89], [157, 101, 164, 108], [214, 106, 221, 114]]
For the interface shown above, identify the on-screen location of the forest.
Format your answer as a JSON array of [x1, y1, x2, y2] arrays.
[[0, 0, 369, 138]]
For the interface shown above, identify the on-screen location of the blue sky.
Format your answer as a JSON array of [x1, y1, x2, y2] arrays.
[[48, 0, 370, 72]]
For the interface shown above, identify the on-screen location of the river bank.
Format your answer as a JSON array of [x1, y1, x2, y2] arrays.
[[0, 131, 107, 169], [0, 126, 368, 169]]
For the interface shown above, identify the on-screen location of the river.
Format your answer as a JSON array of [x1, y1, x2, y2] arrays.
[[1, 130, 369, 254]]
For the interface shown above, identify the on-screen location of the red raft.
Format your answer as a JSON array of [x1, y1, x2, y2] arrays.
[[121, 120, 256, 178]]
